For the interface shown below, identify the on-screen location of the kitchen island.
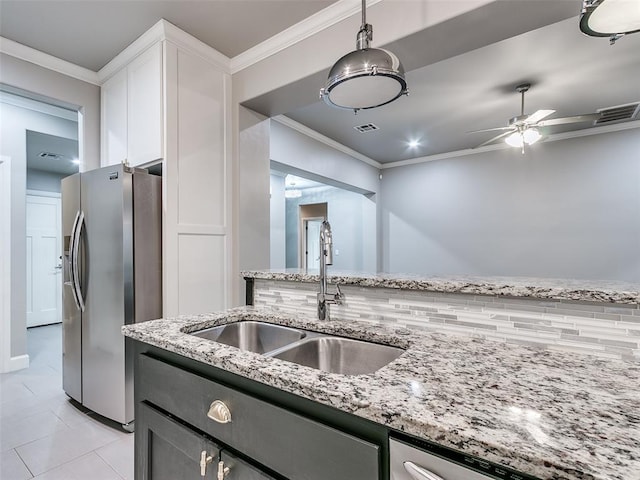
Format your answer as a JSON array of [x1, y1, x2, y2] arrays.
[[123, 303, 639, 480]]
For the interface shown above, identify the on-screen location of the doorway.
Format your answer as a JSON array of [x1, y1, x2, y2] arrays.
[[298, 203, 327, 271], [0, 89, 79, 372]]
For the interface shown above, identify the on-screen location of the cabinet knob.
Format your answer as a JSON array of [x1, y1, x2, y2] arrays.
[[207, 400, 232, 424]]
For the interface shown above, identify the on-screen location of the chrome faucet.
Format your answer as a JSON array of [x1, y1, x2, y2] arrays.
[[318, 220, 344, 320]]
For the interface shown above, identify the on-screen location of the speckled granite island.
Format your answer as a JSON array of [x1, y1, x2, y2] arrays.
[[123, 303, 640, 480]]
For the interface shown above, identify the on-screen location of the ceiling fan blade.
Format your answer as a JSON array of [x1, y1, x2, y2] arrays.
[[525, 109, 555, 124], [537, 113, 602, 127], [474, 130, 513, 148], [467, 126, 513, 134]]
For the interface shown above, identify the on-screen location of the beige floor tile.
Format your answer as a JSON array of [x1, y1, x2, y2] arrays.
[[15, 418, 123, 476], [1, 410, 69, 453], [32, 452, 123, 480], [96, 434, 134, 480], [0, 382, 35, 405], [1, 449, 33, 480], [1, 324, 133, 479]]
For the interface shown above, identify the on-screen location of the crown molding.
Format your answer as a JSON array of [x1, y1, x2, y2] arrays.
[[162, 20, 231, 74], [273, 115, 382, 169], [0, 91, 77, 121], [381, 119, 640, 169], [230, 0, 383, 74], [0, 36, 100, 85], [97, 20, 165, 82], [98, 19, 231, 83]]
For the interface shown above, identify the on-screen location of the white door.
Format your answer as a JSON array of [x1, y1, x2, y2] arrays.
[[26, 194, 62, 327]]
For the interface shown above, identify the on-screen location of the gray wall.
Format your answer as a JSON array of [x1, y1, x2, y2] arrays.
[[270, 121, 380, 195], [238, 106, 271, 298], [26, 168, 68, 193], [0, 53, 99, 362], [381, 128, 640, 282], [270, 174, 286, 269], [270, 121, 380, 272], [285, 185, 373, 272]]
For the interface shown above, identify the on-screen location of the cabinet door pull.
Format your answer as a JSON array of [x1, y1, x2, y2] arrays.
[[200, 451, 213, 477], [207, 400, 232, 424], [217, 460, 230, 480]]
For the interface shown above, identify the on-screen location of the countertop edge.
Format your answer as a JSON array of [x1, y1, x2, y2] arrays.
[[241, 270, 640, 305]]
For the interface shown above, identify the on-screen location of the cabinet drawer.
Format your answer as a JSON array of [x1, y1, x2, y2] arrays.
[[138, 354, 380, 480]]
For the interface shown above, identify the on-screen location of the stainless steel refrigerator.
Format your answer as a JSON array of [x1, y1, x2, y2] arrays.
[[62, 164, 161, 429]]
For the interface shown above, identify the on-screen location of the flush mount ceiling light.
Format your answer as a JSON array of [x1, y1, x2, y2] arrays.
[[320, 0, 408, 113], [579, 0, 640, 44]]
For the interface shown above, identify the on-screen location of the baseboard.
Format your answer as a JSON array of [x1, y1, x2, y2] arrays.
[[8, 354, 29, 372]]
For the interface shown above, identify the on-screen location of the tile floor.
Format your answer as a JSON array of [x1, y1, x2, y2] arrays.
[[0, 324, 134, 480]]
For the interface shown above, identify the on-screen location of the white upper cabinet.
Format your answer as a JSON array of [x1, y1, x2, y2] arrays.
[[101, 68, 127, 167], [101, 42, 163, 167]]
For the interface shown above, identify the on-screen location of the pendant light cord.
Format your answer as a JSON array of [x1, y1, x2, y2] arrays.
[[362, 0, 366, 27], [356, 0, 372, 50]]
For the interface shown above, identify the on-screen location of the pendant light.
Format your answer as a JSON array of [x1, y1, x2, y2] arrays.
[[320, 0, 408, 113], [579, 0, 640, 44]]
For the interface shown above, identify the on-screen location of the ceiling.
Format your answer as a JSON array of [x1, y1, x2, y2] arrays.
[[0, 0, 337, 71], [285, 15, 640, 163], [26, 130, 79, 175], [1, 0, 638, 165]]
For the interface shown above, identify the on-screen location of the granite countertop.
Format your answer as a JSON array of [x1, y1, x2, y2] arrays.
[[242, 269, 640, 305], [123, 306, 640, 480]]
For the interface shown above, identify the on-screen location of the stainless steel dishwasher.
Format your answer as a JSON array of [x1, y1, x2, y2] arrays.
[[390, 437, 540, 480]]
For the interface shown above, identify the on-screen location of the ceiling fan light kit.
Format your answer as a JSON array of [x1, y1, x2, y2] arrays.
[[468, 83, 603, 153], [320, 0, 408, 113], [579, 0, 640, 44]]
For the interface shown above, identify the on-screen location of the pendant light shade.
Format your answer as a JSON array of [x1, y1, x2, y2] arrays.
[[320, 0, 408, 112], [579, 0, 640, 43]]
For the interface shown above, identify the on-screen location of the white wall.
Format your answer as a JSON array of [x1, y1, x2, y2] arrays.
[[27, 169, 68, 193], [0, 101, 78, 365], [270, 120, 380, 271], [380, 128, 640, 282], [270, 174, 286, 269], [270, 120, 380, 195]]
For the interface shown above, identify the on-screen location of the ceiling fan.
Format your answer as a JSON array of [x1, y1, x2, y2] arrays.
[[469, 83, 602, 153]]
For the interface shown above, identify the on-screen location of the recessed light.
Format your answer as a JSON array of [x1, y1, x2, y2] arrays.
[[408, 140, 420, 148], [71, 158, 80, 165]]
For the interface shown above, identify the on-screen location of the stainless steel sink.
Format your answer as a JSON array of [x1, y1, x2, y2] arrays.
[[272, 337, 404, 375], [190, 321, 306, 354]]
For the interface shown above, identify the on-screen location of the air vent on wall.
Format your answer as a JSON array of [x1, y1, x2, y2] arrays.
[[38, 151, 63, 160], [353, 123, 379, 133], [595, 102, 640, 125]]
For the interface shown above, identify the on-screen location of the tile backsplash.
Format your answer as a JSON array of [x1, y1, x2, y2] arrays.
[[253, 279, 640, 362]]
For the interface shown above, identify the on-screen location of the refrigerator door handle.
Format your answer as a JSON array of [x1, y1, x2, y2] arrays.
[[68, 210, 81, 310], [72, 210, 86, 312]]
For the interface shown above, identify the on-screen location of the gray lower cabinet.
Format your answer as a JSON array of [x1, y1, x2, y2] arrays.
[[136, 401, 274, 479], [135, 352, 381, 480]]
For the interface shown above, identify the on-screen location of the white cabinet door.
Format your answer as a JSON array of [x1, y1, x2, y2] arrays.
[[101, 68, 128, 167], [127, 42, 163, 166]]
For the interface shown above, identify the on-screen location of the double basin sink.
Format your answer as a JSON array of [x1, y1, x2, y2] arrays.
[[190, 321, 404, 375]]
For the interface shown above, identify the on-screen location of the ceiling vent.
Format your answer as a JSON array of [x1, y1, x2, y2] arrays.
[[38, 151, 63, 160], [594, 102, 640, 125], [353, 123, 379, 133]]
